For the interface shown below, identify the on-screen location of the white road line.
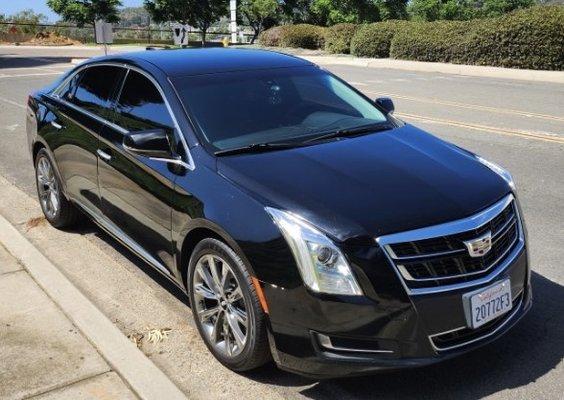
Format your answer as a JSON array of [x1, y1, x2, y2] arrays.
[[398, 112, 564, 144], [0, 72, 62, 79], [0, 96, 26, 109], [365, 90, 564, 123]]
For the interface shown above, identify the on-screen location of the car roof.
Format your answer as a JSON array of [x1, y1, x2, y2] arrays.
[[104, 48, 314, 77]]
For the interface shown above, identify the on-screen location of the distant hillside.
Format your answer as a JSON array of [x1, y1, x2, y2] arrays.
[[119, 7, 151, 27]]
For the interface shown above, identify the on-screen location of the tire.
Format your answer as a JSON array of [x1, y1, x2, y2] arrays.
[[35, 149, 80, 228], [188, 238, 271, 371]]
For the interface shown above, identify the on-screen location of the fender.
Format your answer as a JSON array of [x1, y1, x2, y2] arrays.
[[174, 217, 258, 279]]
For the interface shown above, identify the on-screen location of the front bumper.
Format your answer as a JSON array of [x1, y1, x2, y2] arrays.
[[263, 240, 531, 379]]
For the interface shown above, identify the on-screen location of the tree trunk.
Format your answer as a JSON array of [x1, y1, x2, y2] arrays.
[[201, 28, 206, 47], [251, 28, 260, 44], [250, 23, 261, 45]]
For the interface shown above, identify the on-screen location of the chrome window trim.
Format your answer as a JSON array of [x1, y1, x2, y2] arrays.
[[428, 289, 524, 352], [376, 194, 525, 295], [49, 61, 195, 171]]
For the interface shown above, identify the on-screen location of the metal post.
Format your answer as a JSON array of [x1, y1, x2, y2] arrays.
[[230, 0, 237, 44]]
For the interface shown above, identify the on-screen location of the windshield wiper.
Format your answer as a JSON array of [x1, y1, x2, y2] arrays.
[[304, 123, 394, 144], [214, 142, 301, 156]]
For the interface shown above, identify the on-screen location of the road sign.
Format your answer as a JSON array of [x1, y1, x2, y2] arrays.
[[95, 20, 113, 44], [172, 23, 190, 46]]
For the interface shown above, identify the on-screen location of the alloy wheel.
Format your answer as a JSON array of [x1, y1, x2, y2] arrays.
[[192, 254, 249, 358], [36, 156, 60, 220]]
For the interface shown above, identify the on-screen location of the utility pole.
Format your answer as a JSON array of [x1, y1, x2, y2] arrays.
[[230, 0, 237, 44]]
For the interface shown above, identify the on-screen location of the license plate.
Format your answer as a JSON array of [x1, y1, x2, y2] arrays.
[[463, 279, 512, 329]]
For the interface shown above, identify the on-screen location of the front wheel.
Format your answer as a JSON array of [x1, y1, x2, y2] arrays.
[[187, 238, 271, 371]]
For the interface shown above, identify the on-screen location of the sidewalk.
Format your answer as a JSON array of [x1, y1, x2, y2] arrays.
[[0, 244, 137, 400]]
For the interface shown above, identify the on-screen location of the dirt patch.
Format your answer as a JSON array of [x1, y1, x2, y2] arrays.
[[0, 31, 82, 46], [26, 32, 82, 46], [25, 216, 46, 231]]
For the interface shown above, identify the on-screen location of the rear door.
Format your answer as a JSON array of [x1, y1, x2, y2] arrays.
[[98, 69, 179, 273], [51, 65, 124, 214]]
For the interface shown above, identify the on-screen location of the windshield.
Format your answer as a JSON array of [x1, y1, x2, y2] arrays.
[[173, 66, 390, 152]]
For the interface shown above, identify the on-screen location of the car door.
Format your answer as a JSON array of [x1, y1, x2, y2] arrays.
[[97, 68, 179, 273], [50, 65, 124, 214]]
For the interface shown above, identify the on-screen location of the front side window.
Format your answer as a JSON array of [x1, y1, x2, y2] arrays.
[[57, 71, 83, 102], [114, 70, 174, 133], [71, 66, 123, 118], [173, 66, 390, 151]]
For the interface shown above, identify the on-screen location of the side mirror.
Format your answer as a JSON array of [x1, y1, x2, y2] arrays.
[[123, 129, 173, 159], [375, 97, 395, 114]]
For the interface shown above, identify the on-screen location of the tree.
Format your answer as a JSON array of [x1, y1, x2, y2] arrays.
[[238, 0, 279, 43], [309, 0, 381, 25], [47, 0, 122, 26], [376, 0, 409, 20], [7, 9, 49, 24], [481, 0, 535, 17], [1, 9, 49, 34], [408, 0, 476, 21], [280, 0, 316, 24], [144, 0, 228, 46]]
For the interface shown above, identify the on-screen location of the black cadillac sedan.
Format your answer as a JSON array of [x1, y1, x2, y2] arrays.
[[26, 48, 531, 378]]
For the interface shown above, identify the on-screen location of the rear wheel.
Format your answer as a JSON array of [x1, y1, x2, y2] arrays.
[[35, 149, 80, 228], [188, 238, 270, 371]]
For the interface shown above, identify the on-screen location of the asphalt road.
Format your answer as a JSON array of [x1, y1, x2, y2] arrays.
[[0, 46, 563, 400]]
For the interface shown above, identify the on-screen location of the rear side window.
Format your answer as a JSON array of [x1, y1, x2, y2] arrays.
[[71, 66, 124, 118], [114, 70, 174, 132]]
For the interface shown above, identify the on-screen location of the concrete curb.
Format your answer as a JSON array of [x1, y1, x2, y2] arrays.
[[300, 55, 564, 84], [0, 214, 188, 400]]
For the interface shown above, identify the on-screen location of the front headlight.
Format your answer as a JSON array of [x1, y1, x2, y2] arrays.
[[265, 207, 363, 296], [476, 155, 516, 190]]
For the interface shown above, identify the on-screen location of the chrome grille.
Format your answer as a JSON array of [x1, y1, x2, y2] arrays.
[[378, 195, 523, 291]]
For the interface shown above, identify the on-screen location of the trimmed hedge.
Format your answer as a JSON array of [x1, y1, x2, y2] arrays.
[[260, 6, 564, 70], [350, 20, 408, 58], [388, 21, 469, 63], [390, 6, 564, 70], [325, 23, 358, 54], [258, 26, 290, 47], [279, 24, 327, 49], [259, 24, 326, 49]]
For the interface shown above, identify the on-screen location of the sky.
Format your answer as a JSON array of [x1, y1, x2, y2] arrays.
[[1, 0, 145, 22]]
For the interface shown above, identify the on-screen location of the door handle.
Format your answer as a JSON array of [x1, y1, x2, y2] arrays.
[[97, 149, 112, 162], [51, 121, 63, 130]]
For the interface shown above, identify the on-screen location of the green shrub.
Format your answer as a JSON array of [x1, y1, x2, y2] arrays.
[[464, 6, 564, 70], [390, 6, 564, 70], [258, 26, 290, 47], [325, 23, 358, 54], [350, 20, 408, 58], [279, 24, 327, 49], [389, 20, 469, 63]]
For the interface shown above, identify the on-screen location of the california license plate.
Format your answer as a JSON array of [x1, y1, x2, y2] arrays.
[[464, 279, 512, 329]]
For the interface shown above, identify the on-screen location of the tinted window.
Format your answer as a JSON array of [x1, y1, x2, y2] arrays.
[[173, 66, 388, 151], [71, 66, 123, 118], [58, 71, 83, 102], [114, 70, 174, 132]]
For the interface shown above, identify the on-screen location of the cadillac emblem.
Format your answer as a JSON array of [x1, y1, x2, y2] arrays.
[[464, 231, 493, 257]]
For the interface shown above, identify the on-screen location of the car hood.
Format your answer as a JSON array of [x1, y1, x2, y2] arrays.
[[217, 124, 510, 243]]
